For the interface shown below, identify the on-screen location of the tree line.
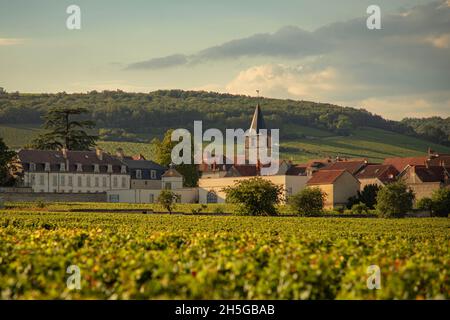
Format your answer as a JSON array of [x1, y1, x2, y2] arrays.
[[1, 89, 436, 141]]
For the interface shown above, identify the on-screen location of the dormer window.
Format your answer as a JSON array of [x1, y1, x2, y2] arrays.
[[121, 165, 127, 174], [107, 164, 113, 173], [136, 169, 142, 179], [94, 164, 100, 173], [44, 162, 50, 172], [60, 163, 66, 172], [76, 163, 83, 172], [150, 170, 156, 179], [29, 163, 36, 172]]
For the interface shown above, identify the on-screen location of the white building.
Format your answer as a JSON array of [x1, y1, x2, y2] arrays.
[[17, 148, 130, 193]]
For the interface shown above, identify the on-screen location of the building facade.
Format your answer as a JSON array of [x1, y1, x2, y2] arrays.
[[17, 148, 130, 193]]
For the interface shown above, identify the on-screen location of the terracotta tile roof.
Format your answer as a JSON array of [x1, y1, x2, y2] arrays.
[[307, 169, 347, 185], [356, 164, 399, 183], [321, 160, 367, 175], [285, 165, 307, 176], [412, 165, 450, 183], [383, 156, 427, 172], [225, 165, 258, 177]]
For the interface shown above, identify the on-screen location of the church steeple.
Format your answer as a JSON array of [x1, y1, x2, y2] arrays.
[[249, 102, 267, 134]]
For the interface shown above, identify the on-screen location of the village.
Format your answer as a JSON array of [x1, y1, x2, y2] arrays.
[[2, 103, 449, 211]]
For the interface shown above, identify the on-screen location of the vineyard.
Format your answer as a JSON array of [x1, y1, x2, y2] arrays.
[[0, 209, 448, 299]]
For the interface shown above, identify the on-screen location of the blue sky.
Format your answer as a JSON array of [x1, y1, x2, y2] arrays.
[[0, 0, 449, 120]]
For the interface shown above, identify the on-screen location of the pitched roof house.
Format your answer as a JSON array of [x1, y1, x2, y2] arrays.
[[320, 160, 368, 175], [307, 169, 360, 209], [399, 164, 450, 200], [355, 164, 399, 189]]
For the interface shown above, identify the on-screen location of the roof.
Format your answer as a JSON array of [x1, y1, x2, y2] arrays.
[[412, 165, 449, 183], [121, 158, 166, 171], [383, 156, 427, 172], [356, 164, 398, 180], [18, 149, 123, 166], [285, 165, 307, 176], [162, 168, 183, 178], [249, 103, 267, 133], [321, 160, 367, 175], [307, 169, 348, 185], [225, 165, 258, 177]]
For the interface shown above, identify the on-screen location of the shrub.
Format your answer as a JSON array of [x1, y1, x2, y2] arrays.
[[351, 203, 370, 215], [416, 197, 433, 213], [289, 187, 326, 216], [430, 188, 450, 217], [35, 199, 46, 209], [375, 181, 414, 218], [157, 190, 180, 214], [347, 184, 380, 209], [0, 196, 4, 209], [223, 177, 283, 216]]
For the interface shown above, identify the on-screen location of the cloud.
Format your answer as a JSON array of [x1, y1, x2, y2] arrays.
[[0, 38, 23, 46], [127, 54, 188, 70]]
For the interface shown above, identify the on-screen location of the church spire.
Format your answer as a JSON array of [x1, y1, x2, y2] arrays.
[[249, 90, 266, 134]]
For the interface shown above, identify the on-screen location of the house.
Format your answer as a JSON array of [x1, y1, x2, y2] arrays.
[[398, 164, 450, 200], [106, 167, 198, 204], [17, 148, 130, 193], [306, 169, 360, 209], [320, 159, 368, 175], [383, 149, 450, 172], [356, 164, 398, 189], [115, 149, 166, 189], [198, 174, 309, 204]]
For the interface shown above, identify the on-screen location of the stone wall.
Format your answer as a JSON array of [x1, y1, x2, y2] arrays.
[[0, 192, 106, 203]]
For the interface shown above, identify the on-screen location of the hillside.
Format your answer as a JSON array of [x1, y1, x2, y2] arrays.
[[1, 90, 449, 162]]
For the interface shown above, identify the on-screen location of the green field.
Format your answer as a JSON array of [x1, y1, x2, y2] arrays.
[[2, 124, 449, 163], [0, 209, 448, 299]]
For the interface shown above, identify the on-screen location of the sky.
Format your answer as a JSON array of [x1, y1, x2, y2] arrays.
[[0, 0, 449, 120]]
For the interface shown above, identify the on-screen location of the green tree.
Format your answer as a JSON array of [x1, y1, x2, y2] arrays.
[[32, 107, 97, 150], [289, 187, 326, 216], [0, 137, 16, 186], [416, 197, 433, 214], [152, 129, 199, 187], [430, 188, 450, 217], [224, 177, 283, 216], [375, 181, 414, 218], [347, 184, 380, 209], [157, 189, 180, 214]]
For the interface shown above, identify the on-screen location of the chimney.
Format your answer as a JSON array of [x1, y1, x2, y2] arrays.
[[116, 148, 124, 159], [96, 147, 103, 161]]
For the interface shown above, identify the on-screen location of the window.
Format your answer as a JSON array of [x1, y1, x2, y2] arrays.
[[44, 163, 50, 171], [121, 177, 127, 188], [102, 177, 107, 187], [94, 164, 100, 173], [30, 163, 36, 172], [60, 175, 65, 186], [95, 177, 99, 187], [121, 165, 127, 174], [76, 163, 83, 172], [207, 191, 218, 203], [164, 182, 171, 190], [52, 175, 57, 187], [77, 176, 82, 187], [136, 170, 142, 179], [86, 176, 91, 187], [68, 176, 73, 187], [113, 177, 118, 187], [60, 163, 66, 172], [30, 174, 36, 186], [39, 175, 45, 186], [107, 165, 113, 173], [149, 194, 154, 203], [109, 194, 119, 203], [150, 170, 157, 179]]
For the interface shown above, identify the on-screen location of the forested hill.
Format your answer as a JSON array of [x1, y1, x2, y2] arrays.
[[0, 89, 446, 146]]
